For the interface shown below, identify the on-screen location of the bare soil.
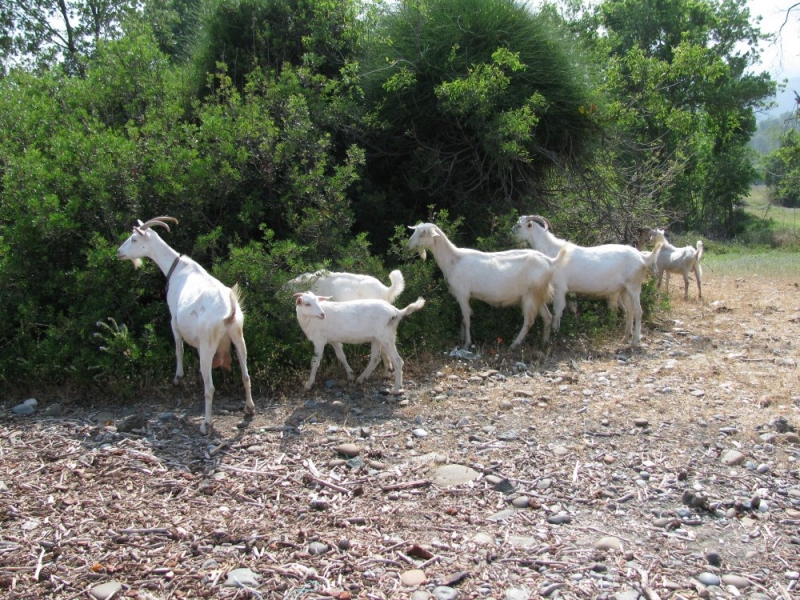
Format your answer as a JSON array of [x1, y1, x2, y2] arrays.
[[1, 273, 799, 600]]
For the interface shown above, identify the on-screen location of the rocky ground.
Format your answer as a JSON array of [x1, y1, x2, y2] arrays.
[[1, 273, 799, 600]]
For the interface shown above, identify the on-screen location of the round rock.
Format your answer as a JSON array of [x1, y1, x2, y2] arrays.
[[697, 572, 720, 587], [432, 586, 459, 600], [720, 449, 746, 466], [594, 536, 623, 552], [720, 574, 750, 589], [334, 443, 360, 457], [400, 569, 427, 587], [88, 581, 123, 600]]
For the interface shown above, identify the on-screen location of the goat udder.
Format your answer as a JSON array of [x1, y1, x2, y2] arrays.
[[213, 350, 232, 370]]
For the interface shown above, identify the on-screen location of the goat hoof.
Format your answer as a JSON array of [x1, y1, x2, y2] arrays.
[[244, 405, 255, 417], [172, 377, 182, 386], [199, 423, 209, 435]]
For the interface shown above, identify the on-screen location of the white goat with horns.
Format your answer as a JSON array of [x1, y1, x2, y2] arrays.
[[117, 216, 254, 434], [407, 223, 565, 349], [512, 215, 662, 347]]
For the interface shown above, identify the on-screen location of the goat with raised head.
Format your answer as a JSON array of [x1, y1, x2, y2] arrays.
[[294, 291, 425, 394], [117, 217, 254, 434], [407, 223, 565, 349], [512, 215, 662, 347], [648, 228, 703, 300]]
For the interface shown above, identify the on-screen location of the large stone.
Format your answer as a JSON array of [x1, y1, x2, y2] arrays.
[[88, 581, 123, 600], [430, 464, 480, 487], [401, 569, 427, 587], [720, 449, 746, 466]]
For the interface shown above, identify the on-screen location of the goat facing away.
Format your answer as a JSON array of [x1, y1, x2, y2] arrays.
[[407, 223, 566, 349], [512, 215, 662, 347], [117, 216, 254, 434], [648, 228, 704, 300], [294, 291, 425, 394]]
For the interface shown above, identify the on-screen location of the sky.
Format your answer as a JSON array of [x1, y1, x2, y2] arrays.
[[747, 1, 800, 80]]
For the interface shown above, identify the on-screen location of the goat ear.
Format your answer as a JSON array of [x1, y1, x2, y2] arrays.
[[318, 296, 333, 302], [295, 295, 304, 305]]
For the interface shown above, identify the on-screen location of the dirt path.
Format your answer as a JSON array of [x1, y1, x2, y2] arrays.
[[1, 273, 799, 599]]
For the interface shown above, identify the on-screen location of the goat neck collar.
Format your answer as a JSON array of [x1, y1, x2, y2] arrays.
[[165, 255, 181, 294]]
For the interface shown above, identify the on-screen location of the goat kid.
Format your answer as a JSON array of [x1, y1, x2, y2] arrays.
[[286, 269, 406, 377], [117, 217, 254, 434], [512, 215, 662, 347], [648, 228, 704, 300], [407, 223, 565, 349], [294, 292, 425, 394]]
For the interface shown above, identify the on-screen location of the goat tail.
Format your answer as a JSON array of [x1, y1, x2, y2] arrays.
[[695, 240, 704, 262], [644, 240, 663, 271], [387, 269, 406, 303], [399, 296, 426, 318], [552, 245, 570, 267], [225, 284, 244, 325]]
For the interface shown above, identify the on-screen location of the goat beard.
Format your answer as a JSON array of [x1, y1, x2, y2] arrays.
[[130, 258, 143, 269], [419, 249, 427, 261]]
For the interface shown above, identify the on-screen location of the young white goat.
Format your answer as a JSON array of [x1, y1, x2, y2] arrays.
[[648, 228, 704, 300], [286, 269, 406, 376], [512, 215, 662, 347], [294, 291, 425, 394], [407, 223, 564, 349], [117, 217, 254, 434], [286, 270, 405, 303]]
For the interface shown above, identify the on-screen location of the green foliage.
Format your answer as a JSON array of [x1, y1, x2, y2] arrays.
[[585, 0, 776, 236], [765, 129, 800, 208], [358, 0, 599, 248], [0, 0, 788, 397], [188, 0, 363, 95]]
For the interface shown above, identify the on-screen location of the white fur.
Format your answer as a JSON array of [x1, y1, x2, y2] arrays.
[[512, 215, 662, 346], [649, 228, 704, 300], [117, 217, 254, 434], [407, 223, 563, 349], [294, 292, 425, 394], [287, 269, 405, 303], [286, 269, 406, 376]]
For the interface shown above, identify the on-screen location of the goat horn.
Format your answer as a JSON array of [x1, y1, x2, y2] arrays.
[[139, 216, 179, 232], [529, 215, 551, 232]]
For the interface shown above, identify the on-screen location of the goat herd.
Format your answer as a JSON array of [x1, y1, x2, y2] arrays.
[[116, 215, 705, 434]]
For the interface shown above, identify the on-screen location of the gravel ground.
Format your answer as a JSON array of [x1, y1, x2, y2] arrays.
[[1, 272, 799, 600]]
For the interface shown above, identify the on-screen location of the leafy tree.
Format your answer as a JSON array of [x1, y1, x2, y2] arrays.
[[358, 0, 599, 245], [580, 0, 775, 235], [188, 0, 364, 95], [765, 128, 800, 207]]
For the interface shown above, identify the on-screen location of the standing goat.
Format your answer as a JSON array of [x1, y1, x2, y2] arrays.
[[286, 269, 406, 377], [294, 291, 425, 394], [648, 228, 704, 300], [512, 215, 662, 347], [117, 217, 254, 434], [407, 223, 565, 349]]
